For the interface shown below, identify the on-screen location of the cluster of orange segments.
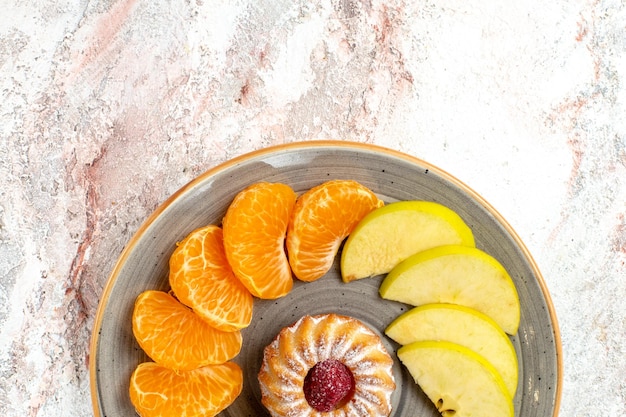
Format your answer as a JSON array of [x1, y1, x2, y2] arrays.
[[129, 179, 383, 416]]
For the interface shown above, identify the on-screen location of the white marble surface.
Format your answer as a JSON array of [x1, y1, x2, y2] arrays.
[[1, 0, 625, 416]]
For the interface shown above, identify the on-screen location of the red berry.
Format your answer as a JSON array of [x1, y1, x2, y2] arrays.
[[303, 359, 355, 412]]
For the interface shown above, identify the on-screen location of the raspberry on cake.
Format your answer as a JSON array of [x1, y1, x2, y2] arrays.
[[304, 359, 355, 411], [258, 313, 396, 416]]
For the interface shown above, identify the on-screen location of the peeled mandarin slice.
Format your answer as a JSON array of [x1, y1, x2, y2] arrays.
[[169, 225, 253, 332], [222, 182, 296, 299], [286, 179, 384, 282], [132, 290, 242, 371], [129, 361, 243, 417]]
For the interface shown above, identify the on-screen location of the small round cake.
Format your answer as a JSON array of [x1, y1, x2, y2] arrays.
[[258, 313, 396, 416]]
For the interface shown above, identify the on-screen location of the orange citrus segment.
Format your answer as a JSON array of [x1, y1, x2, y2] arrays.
[[169, 225, 253, 332], [286, 180, 384, 282], [222, 182, 296, 299], [132, 290, 242, 371], [129, 361, 243, 417]]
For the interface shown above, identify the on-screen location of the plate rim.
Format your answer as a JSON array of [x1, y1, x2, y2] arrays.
[[89, 139, 563, 416]]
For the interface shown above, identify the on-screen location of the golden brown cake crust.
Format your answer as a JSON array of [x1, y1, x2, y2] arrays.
[[258, 313, 395, 416]]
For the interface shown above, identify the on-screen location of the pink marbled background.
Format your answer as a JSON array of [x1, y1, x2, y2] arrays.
[[1, 0, 625, 416]]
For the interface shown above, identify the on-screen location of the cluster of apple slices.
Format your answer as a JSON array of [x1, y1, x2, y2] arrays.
[[340, 201, 521, 417]]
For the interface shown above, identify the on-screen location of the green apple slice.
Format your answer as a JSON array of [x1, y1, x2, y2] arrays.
[[386, 303, 518, 397], [398, 340, 514, 417], [341, 201, 475, 282], [379, 245, 520, 335]]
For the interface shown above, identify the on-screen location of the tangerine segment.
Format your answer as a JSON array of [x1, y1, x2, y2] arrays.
[[286, 180, 384, 282], [169, 225, 253, 332], [222, 182, 296, 299], [129, 361, 243, 417], [132, 290, 242, 371]]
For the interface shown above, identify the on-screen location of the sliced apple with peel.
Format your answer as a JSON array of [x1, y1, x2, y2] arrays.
[[386, 303, 518, 398], [341, 201, 475, 282], [398, 341, 514, 417], [379, 245, 520, 334]]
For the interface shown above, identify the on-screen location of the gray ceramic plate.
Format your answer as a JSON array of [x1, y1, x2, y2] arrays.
[[90, 140, 562, 416]]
